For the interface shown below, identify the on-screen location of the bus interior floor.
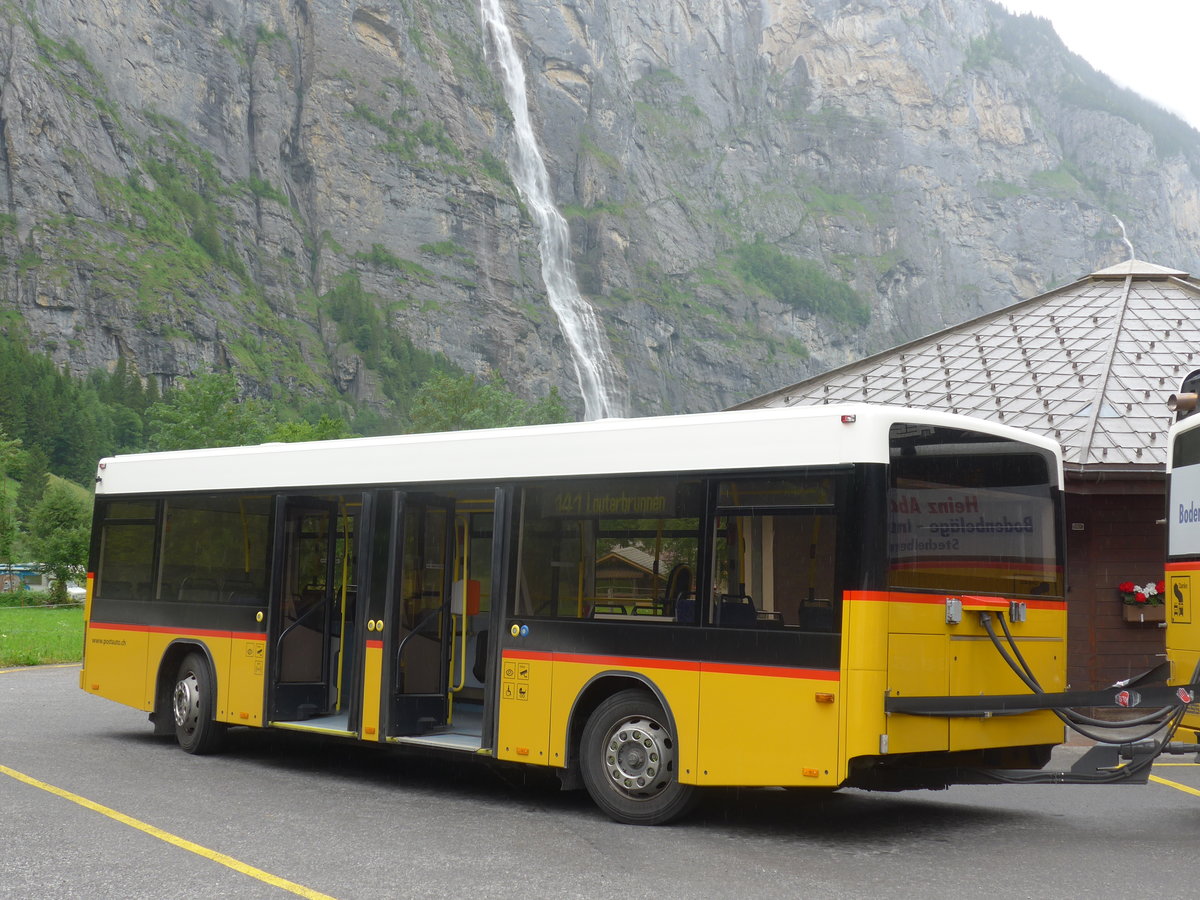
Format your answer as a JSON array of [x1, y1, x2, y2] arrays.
[[390, 702, 484, 753]]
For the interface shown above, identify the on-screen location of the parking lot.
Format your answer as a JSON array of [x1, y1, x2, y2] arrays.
[[3, 664, 1198, 899]]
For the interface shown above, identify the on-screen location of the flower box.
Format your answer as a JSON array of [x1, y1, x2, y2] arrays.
[[1122, 604, 1165, 623], [1118, 580, 1166, 623]]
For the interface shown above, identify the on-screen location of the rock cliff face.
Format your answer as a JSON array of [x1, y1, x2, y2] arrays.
[[2, 0, 1199, 419]]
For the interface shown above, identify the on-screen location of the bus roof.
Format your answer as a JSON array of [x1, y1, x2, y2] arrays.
[[95, 404, 1062, 496]]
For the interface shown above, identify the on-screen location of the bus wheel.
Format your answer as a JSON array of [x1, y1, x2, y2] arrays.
[[580, 689, 696, 825], [172, 652, 225, 755]]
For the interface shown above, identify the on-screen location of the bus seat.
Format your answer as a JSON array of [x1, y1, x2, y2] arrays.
[[718, 598, 758, 628], [800, 605, 836, 632], [664, 564, 693, 601], [667, 564, 695, 622], [178, 578, 220, 603], [224, 581, 258, 603]]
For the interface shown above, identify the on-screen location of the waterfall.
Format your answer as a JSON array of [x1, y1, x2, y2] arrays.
[[1113, 215, 1136, 261], [480, 0, 622, 420]]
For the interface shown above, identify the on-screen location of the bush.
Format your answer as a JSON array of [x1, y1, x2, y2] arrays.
[[732, 239, 870, 327]]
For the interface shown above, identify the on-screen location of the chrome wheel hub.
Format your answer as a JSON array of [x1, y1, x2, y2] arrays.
[[603, 715, 674, 799], [173, 672, 200, 734]]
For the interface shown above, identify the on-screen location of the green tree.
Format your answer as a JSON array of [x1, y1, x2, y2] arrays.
[[0, 426, 21, 565], [406, 374, 570, 434], [268, 416, 353, 443], [26, 479, 91, 602], [732, 238, 870, 327], [147, 373, 275, 450], [17, 445, 49, 519]]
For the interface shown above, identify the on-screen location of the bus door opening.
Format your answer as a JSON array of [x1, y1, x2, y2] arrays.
[[387, 496, 494, 739], [271, 496, 361, 726], [389, 497, 455, 735]]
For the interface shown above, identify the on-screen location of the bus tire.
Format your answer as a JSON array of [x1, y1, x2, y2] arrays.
[[173, 652, 225, 755], [580, 689, 696, 825]]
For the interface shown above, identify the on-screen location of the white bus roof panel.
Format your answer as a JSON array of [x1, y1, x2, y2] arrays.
[[95, 404, 1062, 496]]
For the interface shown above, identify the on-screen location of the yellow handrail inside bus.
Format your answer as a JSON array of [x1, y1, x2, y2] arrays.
[[450, 516, 470, 696], [653, 519, 663, 606]]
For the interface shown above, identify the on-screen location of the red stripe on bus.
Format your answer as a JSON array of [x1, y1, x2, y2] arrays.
[[540, 652, 699, 673], [699, 661, 840, 680], [502, 650, 554, 662], [1165, 562, 1196, 572], [88, 621, 266, 642], [365, 640, 384, 650], [502, 649, 839, 681]]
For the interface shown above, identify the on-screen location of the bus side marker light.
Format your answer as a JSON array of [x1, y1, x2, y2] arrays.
[[91, 684, 100, 691], [516, 747, 530, 756], [815, 692, 835, 704], [803, 768, 820, 778], [239, 712, 250, 720], [365, 726, 376, 735]]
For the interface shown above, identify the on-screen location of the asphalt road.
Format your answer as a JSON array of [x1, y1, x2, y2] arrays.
[[2, 664, 1197, 899]]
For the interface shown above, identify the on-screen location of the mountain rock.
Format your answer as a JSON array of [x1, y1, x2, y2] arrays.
[[1, 0, 1197, 420]]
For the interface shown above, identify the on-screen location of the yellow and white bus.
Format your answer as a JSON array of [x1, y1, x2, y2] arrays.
[[82, 404, 1197, 824], [1164, 403, 1200, 742]]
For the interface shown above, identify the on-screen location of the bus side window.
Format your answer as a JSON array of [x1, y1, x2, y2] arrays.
[[712, 476, 840, 632], [94, 499, 157, 601], [514, 480, 702, 621], [160, 495, 271, 606]]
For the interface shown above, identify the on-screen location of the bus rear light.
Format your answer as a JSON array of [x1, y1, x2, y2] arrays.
[[840, 414, 856, 424]]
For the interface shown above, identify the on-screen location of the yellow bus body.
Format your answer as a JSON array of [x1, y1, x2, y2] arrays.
[[1166, 563, 1200, 736]]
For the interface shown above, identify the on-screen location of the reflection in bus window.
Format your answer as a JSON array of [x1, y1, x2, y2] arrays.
[[95, 499, 157, 600], [514, 477, 702, 621], [161, 495, 272, 605], [887, 424, 1063, 597]]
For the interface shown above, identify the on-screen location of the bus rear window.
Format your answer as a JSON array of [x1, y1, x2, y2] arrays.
[[887, 424, 1063, 598]]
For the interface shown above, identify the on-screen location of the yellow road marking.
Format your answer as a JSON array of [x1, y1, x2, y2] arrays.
[[0, 764, 336, 899], [0, 663, 80, 675], [1150, 774, 1200, 798]]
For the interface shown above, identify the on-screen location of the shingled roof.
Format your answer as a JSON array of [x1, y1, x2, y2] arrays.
[[733, 260, 1200, 474]]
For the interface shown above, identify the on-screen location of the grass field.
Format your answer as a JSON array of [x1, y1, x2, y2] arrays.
[[0, 604, 85, 667]]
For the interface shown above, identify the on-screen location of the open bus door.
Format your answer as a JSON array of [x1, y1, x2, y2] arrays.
[[269, 496, 362, 727], [387, 495, 457, 735]]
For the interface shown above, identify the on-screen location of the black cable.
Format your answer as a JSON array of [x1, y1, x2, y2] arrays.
[[979, 613, 1176, 742], [992, 612, 1177, 730]]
